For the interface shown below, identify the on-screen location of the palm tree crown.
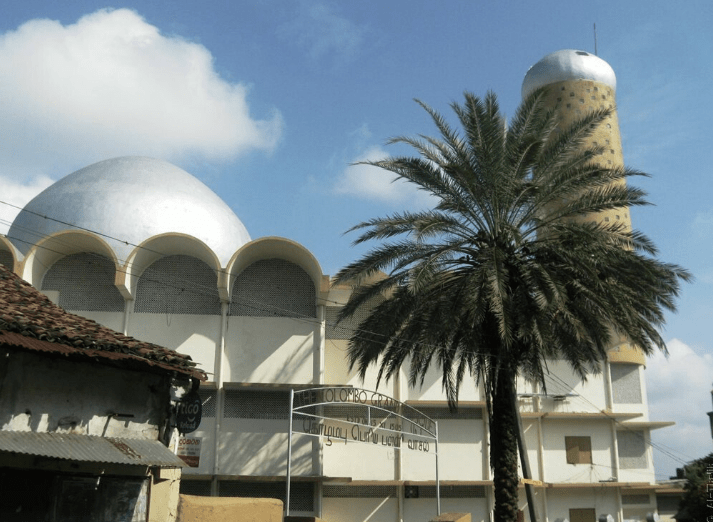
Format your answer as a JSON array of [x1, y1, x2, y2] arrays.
[[334, 90, 690, 522]]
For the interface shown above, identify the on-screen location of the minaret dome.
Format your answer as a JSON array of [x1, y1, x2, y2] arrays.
[[522, 49, 616, 99]]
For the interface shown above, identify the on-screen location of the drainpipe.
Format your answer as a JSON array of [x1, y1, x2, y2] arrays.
[[395, 370, 403, 522], [314, 303, 325, 519], [211, 301, 229, 496], [122, 298, 132, 336]]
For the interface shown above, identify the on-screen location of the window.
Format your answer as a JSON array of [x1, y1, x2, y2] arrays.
[[621, 494, 651, 505], [611, 364, 642, 404], [617, 430, 647, 469], [565, 436, 592, 464], [223, 389, 290, 420], [569, 508, 596, 522], [219, 481, 314, 512]]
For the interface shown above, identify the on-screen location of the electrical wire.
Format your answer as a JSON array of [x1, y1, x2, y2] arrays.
[[0, 201, 699, 472]]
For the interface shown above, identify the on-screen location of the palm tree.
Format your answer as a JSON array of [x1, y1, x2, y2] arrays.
[[333, 90, 690, 522]]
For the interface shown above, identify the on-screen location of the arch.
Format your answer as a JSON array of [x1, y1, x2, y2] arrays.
[[41, 252, 124, 312], [228, 237, 325, 295], [228, 237, 326, 319], [20, 230, 120, 288], [0, 237, 20, 273], [229, 258, 316, 318], [124, 233, 223, 300], [134, 253, 222, 316]]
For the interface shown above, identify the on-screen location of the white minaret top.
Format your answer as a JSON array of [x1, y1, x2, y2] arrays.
[[522, 49, 617, 99]]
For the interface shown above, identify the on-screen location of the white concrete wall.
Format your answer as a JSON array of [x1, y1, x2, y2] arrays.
[[323, 438, 398, 480], [322, 496, 399, 522], [545, 489, 621, 522], [405, 497, 488, 522], [400, 362, 481, 402], [225, 317, 316, 383], [325, 339, 397, 396], [541, 360, 609, 413], [129, 313, 219, 378], [71, 310, 125, 333], [540, 420, 614, 484], [218, 419, 314, 476], [520, 418, 541, 480], [402, 418, 484, 481]]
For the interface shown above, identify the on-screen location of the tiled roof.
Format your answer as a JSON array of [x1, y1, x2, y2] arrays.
[[0, 264, 206, 380]]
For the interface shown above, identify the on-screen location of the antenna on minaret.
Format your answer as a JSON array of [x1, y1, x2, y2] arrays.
[[593, 23, 598, 56]]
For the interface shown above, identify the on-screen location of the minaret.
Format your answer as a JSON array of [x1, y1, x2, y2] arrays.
[[522, 50, 643, 367]]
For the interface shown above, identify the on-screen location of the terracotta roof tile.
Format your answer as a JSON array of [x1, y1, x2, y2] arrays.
[[0, 264, 206, 380]]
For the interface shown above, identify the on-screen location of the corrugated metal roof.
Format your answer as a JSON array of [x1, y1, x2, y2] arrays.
[[0, 431, 185, 468]]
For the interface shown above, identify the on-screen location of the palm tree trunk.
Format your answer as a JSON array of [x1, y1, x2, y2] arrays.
[[490, 364, 520, 522]]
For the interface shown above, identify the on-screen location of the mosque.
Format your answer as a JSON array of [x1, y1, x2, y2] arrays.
[[0, 50, 668, 522]]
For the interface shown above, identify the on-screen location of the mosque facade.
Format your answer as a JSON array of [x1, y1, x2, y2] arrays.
[[0, 51, 668, 522]]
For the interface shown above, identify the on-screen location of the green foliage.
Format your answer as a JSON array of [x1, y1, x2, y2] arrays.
[[334, 90, 690, 522], [678, 453, 713, 522]]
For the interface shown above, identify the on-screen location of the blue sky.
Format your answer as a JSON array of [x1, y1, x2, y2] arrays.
[[0, 1, 710, 479]]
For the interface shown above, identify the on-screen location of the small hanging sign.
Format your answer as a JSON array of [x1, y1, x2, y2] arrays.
[[176, 391, 202, 434]]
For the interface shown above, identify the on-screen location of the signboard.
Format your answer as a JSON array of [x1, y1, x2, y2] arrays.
[[291, 387, 437, 452], [177, 437, 202, 467], [286, 387, 440, 516], [176, 391, 202, 434]]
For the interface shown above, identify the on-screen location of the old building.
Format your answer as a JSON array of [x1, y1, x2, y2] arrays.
[[0, 50, 670, 522], [0, 263, 206, 521]]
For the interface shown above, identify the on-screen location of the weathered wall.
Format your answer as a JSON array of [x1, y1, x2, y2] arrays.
[[149, 467, 182, 522], [0, 349, 166, 439], [177, 495, 283, 522]]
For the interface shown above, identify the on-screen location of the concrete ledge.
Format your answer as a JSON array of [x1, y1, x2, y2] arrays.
[[430, 513, 471, 522], [177, 495, 283, 522]]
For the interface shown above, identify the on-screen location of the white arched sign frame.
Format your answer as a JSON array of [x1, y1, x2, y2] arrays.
[[286, 386, 440, 516]]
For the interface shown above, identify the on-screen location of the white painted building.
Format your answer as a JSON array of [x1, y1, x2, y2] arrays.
[[0, 50, 670, 522]]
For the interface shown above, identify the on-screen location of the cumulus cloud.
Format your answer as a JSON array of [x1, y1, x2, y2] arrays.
[[334, 146, 436, 208], [0, 175, 54, 235], [645, 339, 713, 476], [0, 8, 283, 179]]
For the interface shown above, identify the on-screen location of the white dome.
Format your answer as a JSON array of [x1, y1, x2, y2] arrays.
[[522, 49, 616, 99], [9, 157, 250, 266]]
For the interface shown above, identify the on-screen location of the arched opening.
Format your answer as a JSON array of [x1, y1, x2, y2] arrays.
[[41, 252, 124, 312], [230, 259, 316, 318], [134, 255, 221, 315]]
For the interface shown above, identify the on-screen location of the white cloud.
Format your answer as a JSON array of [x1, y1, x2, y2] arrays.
[[278, 2, 364, 65], [645, 339, 713, 476], [693, 210, 713, 236], [334, 146, 435, 207], [0, 175, 54, 235], [0, 8, 283, 179]]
